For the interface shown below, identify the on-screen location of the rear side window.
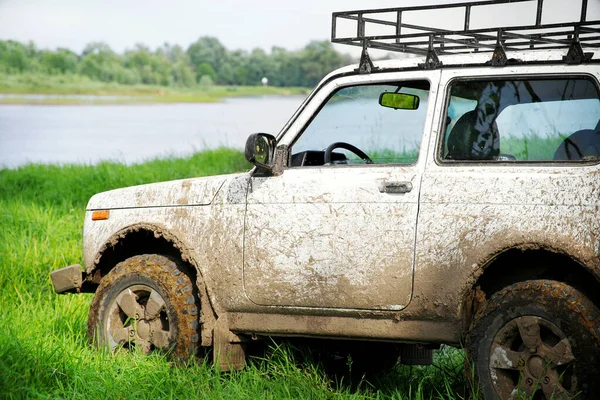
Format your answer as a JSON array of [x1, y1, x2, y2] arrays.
[[441, 78, 600, 162]]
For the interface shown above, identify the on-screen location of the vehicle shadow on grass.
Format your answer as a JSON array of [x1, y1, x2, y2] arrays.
[[246, 338, 477, 400]]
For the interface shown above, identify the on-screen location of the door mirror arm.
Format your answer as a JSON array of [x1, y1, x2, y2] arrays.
[[270, 144, 288, 176]]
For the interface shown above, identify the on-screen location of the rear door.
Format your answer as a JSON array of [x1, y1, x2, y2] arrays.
[[416, 68, 600, 310]]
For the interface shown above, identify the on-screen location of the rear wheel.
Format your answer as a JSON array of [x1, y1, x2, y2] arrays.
[[87, 254, 199, 360], [467, 280, 600, 399]]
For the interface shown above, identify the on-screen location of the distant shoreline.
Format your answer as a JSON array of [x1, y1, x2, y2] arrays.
[[0, 87, 309, 105], [0, 73, 310, 105]]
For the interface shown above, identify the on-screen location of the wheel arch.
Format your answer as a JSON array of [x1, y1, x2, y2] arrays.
[[86, 224, 191, 281], [85, 223, 217, 346], [462, 243, 600, 330]]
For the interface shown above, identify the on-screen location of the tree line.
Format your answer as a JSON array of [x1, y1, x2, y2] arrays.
[[0, 37, 353, 88]]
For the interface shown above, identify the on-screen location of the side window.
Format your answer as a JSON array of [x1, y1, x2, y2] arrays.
[[290, 81, 430, 167], [442, 78, 600, 162]]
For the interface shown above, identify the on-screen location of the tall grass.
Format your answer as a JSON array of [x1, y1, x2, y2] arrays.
[[501, 133, 566, 161], [0, 150, 473, 399]]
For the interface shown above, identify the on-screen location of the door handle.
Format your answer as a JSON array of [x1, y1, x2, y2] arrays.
[[379, 181, 413, 194]]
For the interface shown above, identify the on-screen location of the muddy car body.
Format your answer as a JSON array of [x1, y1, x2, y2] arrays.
[[52, 1, 600, 398]]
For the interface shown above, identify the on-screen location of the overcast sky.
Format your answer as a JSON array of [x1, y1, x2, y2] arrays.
[[0, 0, 597, 56]]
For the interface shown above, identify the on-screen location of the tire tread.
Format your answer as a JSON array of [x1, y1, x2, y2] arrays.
[[87, 254, 200, 360]]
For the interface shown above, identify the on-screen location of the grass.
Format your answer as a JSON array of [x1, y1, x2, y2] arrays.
[[0, 73, 310, 104], [501, 133, 566, 161], [0, 149, 475, 399]]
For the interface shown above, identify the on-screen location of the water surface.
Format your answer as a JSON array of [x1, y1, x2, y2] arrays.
[[0, 95, 306, 168]]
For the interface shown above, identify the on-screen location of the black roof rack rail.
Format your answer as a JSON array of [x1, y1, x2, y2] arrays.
[[331, 0, 600, 72]]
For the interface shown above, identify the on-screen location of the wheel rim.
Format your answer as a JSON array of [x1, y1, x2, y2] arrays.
[[106, 284, 173, 354], [489, 315, 577, 399]]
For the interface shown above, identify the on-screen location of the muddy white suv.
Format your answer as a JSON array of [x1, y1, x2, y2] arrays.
[[51, 1, 600, 398]]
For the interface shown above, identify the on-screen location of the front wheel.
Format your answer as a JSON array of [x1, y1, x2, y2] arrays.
[[87, 254, 199, 360], [467, 280, 600, 399]]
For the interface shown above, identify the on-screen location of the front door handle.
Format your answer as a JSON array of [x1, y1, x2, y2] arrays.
[[379, 181, 413, 194]]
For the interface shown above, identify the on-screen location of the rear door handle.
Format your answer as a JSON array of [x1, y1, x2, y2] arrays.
[[379, 181, 413, 194]]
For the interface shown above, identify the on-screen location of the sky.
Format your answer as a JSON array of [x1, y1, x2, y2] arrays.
[[0, 0, 598, 56]]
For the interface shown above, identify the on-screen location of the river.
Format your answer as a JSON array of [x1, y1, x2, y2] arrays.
[[0, 95, 306, 169]]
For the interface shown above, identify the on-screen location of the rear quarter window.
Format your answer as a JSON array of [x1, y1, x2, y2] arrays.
[[441, 77, 600, 163]]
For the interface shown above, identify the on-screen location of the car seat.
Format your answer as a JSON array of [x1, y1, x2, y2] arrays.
[[446, 110, 500, 160], [553, 119, 600, 161]]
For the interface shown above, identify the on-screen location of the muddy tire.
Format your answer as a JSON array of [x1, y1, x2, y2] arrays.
[[87, 254, 199, 360], [467, 280, 600, 399]]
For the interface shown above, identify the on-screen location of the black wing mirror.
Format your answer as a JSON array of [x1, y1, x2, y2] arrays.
[[245, 133, 277, 171]]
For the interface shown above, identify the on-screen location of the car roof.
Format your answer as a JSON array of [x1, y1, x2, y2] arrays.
[[326, 49, 600, 79]]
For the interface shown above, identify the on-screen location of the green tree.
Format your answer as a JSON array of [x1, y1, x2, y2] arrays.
[[78, 42, 136, 84], [198, 75, 214, 87], [196, 62, 216, 83], [123, 44, 172, 85], [160, 43, 194, 86], [41, 48, 78, 74], [0, 38, 354, 89], [82, 42, 114, 57], [170, 61, 195, 87], [217, 63, 235, 85], [227, 50, 249, 85], [186, 37, 227, 81], [298, 40, 347, 87], [246, 48, 273, 86], [0, 40, 30, 72], [159, 43, 188, 63]]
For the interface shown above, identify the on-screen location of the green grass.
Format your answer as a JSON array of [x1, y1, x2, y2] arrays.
[[0, 149, 475, 399], [0, 73, 310, 104], [500, 133, 566, 161], [440, 130, 571, 162]]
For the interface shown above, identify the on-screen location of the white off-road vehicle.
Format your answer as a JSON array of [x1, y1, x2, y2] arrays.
[[52, 0, 600, 398]]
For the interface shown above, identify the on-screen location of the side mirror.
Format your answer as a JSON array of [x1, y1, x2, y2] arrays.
[[379, 92, 420, 110], [245, 133, 276, 171]]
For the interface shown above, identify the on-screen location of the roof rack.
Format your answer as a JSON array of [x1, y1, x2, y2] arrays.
[[331, 0, 600, 71]]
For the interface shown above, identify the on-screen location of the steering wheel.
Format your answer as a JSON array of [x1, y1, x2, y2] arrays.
[[324, 142, 374, 165]]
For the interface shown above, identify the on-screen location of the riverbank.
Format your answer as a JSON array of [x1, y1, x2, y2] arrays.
[[0, 73, 310, 105]]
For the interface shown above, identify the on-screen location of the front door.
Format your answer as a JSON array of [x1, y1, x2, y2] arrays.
[[243, 74, 439, 310]]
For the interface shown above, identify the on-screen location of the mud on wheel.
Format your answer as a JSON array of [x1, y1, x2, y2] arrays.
[[467, 280, 600, 399], [87, 254, 199, 360]]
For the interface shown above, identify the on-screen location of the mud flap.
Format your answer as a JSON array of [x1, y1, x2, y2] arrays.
[[50, 264, 83, 294], [213, 317, 247, 371]]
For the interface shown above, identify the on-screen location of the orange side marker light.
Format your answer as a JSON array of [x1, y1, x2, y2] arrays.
[[92, 210, 110, 221]]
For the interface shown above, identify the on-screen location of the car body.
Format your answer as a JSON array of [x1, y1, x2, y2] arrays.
[[52, 25, 600, 400]]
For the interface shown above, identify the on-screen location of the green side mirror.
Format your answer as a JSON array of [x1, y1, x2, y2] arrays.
[[379, 92, 420, 110]]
